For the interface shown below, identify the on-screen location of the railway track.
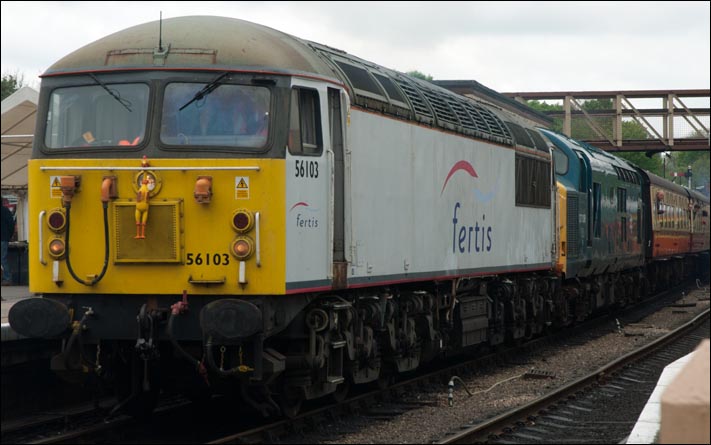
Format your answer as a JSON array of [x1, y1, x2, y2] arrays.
[[434, 309, 710, 444], [207, 282, 709, 444]]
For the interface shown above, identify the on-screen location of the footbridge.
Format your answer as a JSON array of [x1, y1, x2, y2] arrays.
[[501, 89, 710, 153]]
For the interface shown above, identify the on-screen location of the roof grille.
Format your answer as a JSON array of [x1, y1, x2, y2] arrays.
[[478, 106, 511, 139], [417, 87, 460, 128], [444, 98, 479, 132], [392, 77, 433, 120], [527, 128, 550, 152], [460, 101, 493, 134], [507, 122, 535, 148]]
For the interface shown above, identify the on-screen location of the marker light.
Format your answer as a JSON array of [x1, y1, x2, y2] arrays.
[[231, 236, 254, 260], [231, 209, 254, 233], [48, 238, 66, 259], [47, 209, 66, 232]]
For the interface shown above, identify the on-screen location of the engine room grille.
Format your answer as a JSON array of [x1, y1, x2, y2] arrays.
[[475, 104, 511, 140], [567, 193, 580, 258], [113, 200, 182, 263], [391, 77, 434, 120], [515, 154, 552, 208], [417, 88, 460, 128]]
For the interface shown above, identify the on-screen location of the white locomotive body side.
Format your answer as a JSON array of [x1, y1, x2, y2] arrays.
[[344, 108, 553, 288]]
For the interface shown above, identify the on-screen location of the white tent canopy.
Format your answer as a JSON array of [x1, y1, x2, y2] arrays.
[[2, 85, 37, 189], [2, 85, 38, 242]]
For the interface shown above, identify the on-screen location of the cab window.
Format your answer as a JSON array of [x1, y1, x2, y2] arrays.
[[288, 88, 322, 156], [160, 83, 269, 149], [45, 83, 149, 149]]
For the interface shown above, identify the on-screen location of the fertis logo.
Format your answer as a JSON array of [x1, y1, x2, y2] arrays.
[[441, 160, 494, 254], [289, 202, 319, 229]]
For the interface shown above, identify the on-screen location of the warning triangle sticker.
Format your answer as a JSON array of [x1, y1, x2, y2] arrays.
[[237, 179, 248, 189], [52, 177, 61, 187]]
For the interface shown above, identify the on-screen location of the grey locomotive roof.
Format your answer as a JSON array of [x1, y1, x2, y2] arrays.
[[45, 16, 340, 80], [44, 15, 530, 147]]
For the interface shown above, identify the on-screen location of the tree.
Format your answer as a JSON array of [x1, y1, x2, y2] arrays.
[[1, 72, 25, 101], [406, 70, 433, 81], [615, 151, 664, 176]]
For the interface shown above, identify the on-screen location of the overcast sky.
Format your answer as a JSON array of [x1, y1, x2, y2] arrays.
[[1, 1, 709, 94]]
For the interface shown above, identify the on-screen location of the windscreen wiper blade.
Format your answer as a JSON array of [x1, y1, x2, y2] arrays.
[[179, 72, 230, 111], [88, 73, 132, 112]]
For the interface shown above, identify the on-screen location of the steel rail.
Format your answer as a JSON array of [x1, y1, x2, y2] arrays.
[[435, 308, 710, 444]]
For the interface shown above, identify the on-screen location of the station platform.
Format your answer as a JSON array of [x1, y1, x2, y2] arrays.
[[626, 352, 691, 443], [626, 339, 710, 444]]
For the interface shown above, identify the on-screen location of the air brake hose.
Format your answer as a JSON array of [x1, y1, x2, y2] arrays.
[[63, 309, 95, 370], [167, 311, 209, 386], [167, 312, 202, 368], [63, 201, 110, 286]]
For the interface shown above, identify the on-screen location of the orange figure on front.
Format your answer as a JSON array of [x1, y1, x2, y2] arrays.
[[135, 177, 150, 239]]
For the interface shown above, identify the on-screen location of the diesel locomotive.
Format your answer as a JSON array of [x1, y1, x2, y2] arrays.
[[9, 16, 709, 417]]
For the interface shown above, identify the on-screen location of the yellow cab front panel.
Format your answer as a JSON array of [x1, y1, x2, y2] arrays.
[[29, 158, 286, 295]]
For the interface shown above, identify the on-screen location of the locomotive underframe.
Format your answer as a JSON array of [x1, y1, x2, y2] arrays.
[[40, 256, 710, 418]]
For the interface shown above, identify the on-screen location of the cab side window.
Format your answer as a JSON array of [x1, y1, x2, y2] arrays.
[[288, 88, 322, 156]]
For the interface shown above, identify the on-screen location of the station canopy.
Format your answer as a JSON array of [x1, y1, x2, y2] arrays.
[[1, 86, 38, 190]]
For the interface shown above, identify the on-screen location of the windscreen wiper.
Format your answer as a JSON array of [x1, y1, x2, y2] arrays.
[[88, 73, 132, 112], [179, 72, 230, 111]]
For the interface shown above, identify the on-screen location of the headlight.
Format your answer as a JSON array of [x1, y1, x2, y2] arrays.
[[231, 236, 254, 260], [48, 238, 66, 259], [47, 209, 66, 232], [231, 209, 254, 233]]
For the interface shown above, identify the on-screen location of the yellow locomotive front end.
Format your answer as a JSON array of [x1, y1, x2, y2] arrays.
[[29, 157, 286, 296], [7, 31, 333, 414], [7, 14, 363, 418], [10, 66, 313, 416]]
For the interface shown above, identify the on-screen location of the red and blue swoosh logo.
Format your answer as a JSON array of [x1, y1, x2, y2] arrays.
[[441, 160, 497, 203], [289, 201, 321, 212], [289, 202, 310, 212], [441, 160, 478, 195]]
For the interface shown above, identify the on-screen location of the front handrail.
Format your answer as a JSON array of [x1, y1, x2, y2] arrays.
[[38, 210, 46, 265], [255, 211, 261, 267]]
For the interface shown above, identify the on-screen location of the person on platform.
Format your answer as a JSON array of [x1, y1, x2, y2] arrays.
[[1, 198, 16, 286]]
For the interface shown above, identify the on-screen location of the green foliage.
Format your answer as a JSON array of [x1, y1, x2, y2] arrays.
[[1, 72, 25, 101], [525, 99, 621, 141], [621, 120, 648, 139], [615, 152, 664, 176], [525, 100, 561, 112], [406, 70, 433, 81]]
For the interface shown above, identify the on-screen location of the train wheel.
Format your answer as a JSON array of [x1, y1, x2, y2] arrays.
[[122, 386, 160, 418], [331, 380, 350, 403], [278, 387, 303, 419], [376, 372, 393, 390]]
